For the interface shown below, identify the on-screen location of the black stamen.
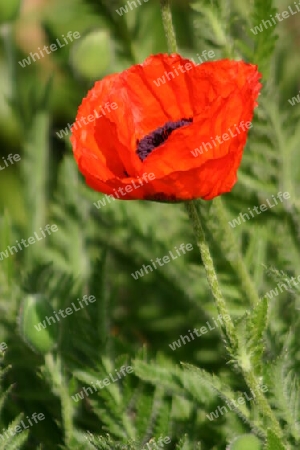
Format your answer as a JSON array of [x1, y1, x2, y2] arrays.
[[136, 118, 193, 162], [144, 192, 181, 203]]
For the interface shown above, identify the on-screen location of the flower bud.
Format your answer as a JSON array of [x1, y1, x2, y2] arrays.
[[228, 434, 262, 450], [0, 0, 21, 25], [70, 29, 112, 80], [18, 295, 59, 354]]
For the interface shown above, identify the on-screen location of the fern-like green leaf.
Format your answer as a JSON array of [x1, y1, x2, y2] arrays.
[[241, 297, 269, 375], [247, 0, 278, 78]]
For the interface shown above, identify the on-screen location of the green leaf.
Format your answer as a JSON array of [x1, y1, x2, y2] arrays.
[[242, 297, 269, 375], [182, 364, 267, 439], [0, 414, 29, 449], [264, 352, 300, 443], [248, 0, 278, 78]]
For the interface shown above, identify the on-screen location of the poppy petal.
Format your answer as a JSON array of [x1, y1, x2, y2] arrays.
[[71, 54, 262, 201]]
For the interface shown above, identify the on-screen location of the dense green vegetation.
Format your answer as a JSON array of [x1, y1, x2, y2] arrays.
[[0, 0, 300, 448]]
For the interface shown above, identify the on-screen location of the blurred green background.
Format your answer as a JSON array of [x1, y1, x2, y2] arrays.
[[0, 0, 300, 449]]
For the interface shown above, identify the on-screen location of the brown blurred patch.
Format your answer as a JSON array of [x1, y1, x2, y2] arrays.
[[15, 0, 55, 70]]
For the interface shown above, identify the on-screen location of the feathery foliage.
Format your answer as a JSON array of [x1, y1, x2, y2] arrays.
[[0, 0, 299, 448]]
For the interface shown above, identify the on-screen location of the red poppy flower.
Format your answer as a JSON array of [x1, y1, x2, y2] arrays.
[[71, 53, 261, 201]]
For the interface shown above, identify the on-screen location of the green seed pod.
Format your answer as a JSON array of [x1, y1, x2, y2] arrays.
[[228, 434, 262, 450], [18, 294, 59, 355], [70, 29, 112, 80], [0, 0, 21, 25]]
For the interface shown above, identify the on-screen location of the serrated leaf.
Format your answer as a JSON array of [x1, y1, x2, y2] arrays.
[[248, 0, 278, 78], [243, 297, 269, 374], [182, 363, 268, 439], [263, 351, 300, 442], [133, 359, 214, 406]]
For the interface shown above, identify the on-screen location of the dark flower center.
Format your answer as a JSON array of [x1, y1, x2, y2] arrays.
[[136, 118, 193, 162]]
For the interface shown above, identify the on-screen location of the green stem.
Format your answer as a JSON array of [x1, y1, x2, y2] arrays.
[[243, 370, 283, 438], [159, 0, 178, 53], [185, 201, 237, 350], [44, 354, 74, 445]]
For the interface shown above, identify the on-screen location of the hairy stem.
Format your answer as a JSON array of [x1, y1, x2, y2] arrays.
[[185, 201, 237, 349], [159, 0, 178, 53]]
